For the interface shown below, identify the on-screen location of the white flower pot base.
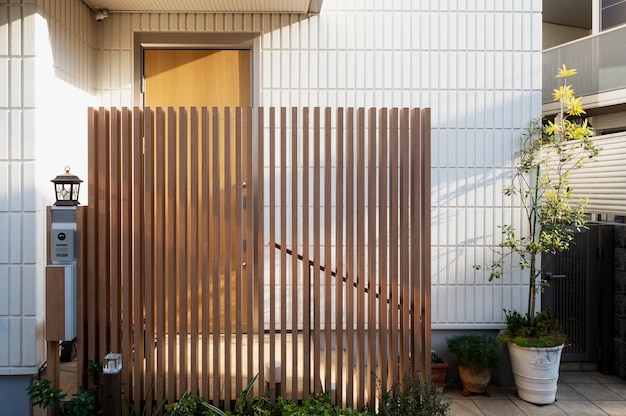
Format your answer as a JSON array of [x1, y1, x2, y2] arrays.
[[508, 343, 564, 405]]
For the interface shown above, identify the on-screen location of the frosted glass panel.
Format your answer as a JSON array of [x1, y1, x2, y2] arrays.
[[543, 26, 626, 103]]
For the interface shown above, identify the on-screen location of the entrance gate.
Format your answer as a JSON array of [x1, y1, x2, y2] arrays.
[[76, 106, 431, 411]]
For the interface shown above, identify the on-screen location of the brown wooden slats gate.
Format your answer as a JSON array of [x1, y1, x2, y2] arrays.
[[79, 106, 430, 411]]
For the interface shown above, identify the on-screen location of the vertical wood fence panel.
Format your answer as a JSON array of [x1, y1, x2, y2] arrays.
[[79, 106, 430, 411]]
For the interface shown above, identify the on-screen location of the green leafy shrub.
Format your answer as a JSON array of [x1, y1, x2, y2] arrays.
[[377, 371, 450, 416], [446, 334, 501, 373], [27, 360, 103, 416], [497, 310, 567, 348], [164, 391, 224, 416], [272, 391, 368, 415]]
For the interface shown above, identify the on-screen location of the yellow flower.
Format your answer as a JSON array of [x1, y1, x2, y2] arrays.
[[553, 85, 574, 102], [567, 97, 586, 116], [545, 120, 561, 136], [556, 64, 577, 78]]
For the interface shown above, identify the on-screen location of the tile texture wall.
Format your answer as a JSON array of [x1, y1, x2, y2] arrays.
[[0, 0, 94, 380], [0, 3, 544, 384], [92, 0, 543, 327]]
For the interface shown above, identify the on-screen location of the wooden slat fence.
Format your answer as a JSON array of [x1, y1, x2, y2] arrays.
[[78, 106, 431, 411]]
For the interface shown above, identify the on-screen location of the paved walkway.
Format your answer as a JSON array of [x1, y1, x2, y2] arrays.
[[445, 371, 626, 416]]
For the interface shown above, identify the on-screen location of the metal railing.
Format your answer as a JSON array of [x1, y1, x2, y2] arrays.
[[543, 24, 626, 104]]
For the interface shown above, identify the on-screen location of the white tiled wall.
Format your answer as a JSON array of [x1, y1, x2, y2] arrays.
[[0, 0, 94, 379], [94, 0, 541, 327], [1, 3, 543, 385]]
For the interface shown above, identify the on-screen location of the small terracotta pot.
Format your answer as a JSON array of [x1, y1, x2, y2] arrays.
[[458, 365, 490, 396]]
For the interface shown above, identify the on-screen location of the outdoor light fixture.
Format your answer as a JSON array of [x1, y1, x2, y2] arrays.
[[103, 353, 122, 374], [51, 166, 82, 206]]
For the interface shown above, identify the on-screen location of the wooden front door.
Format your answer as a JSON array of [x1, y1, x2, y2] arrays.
[[143, 49, 250, 109], [143, 49, 250, 332]]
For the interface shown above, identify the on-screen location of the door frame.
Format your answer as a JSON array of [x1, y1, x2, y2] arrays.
[[133, 32, 260, 107]]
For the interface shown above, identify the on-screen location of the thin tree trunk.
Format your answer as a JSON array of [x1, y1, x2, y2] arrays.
[[529, 252, 536, 324]]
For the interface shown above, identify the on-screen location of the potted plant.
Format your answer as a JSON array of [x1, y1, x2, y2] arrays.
[[430, 350, 449, 390], [476, 65, 599, 405], [446, 334, 501, 396]]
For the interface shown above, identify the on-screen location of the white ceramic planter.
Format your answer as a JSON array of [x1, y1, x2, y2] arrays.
[[508, 342, 564, 404]]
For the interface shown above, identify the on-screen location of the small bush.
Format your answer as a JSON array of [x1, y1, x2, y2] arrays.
[[497, 310, 566, 348], [27, 360, 103, 416], [377, 371, 450, 416], [165, 392, 221, 416], [272, 391, 368, 415], [446, 334, 501, 373]]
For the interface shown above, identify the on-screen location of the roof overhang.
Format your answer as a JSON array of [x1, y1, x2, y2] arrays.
[[82, 0, 323, 14]]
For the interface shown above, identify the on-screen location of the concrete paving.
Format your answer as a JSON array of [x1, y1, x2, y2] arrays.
[[445, 371, 626, 416]]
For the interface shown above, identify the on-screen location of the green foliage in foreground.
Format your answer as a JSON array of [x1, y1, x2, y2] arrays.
[[27, 361, 103, 416], [30, 367, 450, 416], [157, 371, 450, 416], [497, 309, 567, 348], [377, 371, 451, 416]]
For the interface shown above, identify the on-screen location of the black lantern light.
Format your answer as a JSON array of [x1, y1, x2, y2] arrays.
[[51, 166, 83, 206]]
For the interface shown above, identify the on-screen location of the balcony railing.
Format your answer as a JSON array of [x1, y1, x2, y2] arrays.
[[543, 24, 626, 105]]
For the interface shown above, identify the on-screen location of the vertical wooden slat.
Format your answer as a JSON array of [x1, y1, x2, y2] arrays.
[[234, 107, 244, 395], [409, 108, 421, 376], [312, 107, 321, 394], [291, 106, 299, 401], [244, 108, 254, 391], [189, 107, 199, 395], [421, 109, 432, 377], [143, 107, 155, 415], [335, 107, 344, 405], [86, 108, 97, 382], [76, 206, 88, 388], [81, 105, 431, 409], [132, 107, 145, 406], [301, 107, 311, 396], [268, 107, 277, 398], [166, 107, 177, 401], [97, 107, 110, 358], [120, 107, 133, 399], [378, 109, 389, 390], [178, 107, 189, 396], [211, 107, 221, 404], [279, 107, 288, 393], [389, 108, 399, 384], [356, 108, 365, 409], [190, 106, 200, 393], [255, 107, 265, 390], [399, 109, 410, 375], [223, 107, 232, 407], [344, 107, 355, 408], [323, 107, 332, 394], [201, 107, 210, 399], [155, 107, 166, 405], [367, 107, 377, 406], [110, 108, 121, 354]]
